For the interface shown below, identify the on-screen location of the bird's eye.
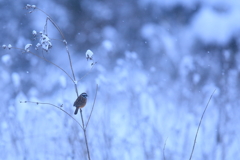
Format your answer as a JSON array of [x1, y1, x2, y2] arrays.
[[82, 93, 88, 97]]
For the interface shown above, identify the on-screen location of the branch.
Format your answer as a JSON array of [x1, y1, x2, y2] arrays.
[[36, 8, 66, 39], [13, 47, 74, 83], [20, 100, 83, 129], [36, 7, 78, 97], [77, 65, 94, 83]]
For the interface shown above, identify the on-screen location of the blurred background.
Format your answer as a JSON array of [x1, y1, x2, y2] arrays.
[[1, 0, 240, 159]]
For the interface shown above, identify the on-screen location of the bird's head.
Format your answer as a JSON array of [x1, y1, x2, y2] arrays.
[[81, 92, 88, 98]]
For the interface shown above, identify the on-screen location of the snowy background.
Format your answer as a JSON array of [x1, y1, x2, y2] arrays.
[[1, 0, 240, 160]]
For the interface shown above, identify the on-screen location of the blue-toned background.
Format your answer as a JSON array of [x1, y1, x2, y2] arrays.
[[1, 0, 240, 159]]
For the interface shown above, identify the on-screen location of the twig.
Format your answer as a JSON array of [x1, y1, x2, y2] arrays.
[[189, 89, 216, 160], [20, 100, 83, 129], [77, 65, 94, 83], [36, 8, 78, 97], [86, 84, 98, 129], [36, 8, 65, 39], [13, 47, 74, 83]]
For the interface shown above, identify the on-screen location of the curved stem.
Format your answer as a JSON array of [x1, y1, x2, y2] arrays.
[[189, 89, 216, 160], [37, 8, 65, 39], [65, 45, 79, 97], [86, 84, 98, 129], [36, 8, 78, 97], [14, 47, 74, 83], [20, 101, 83, 129], [77, 65, 94, 83]]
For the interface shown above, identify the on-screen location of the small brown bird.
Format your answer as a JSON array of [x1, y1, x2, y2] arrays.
[[73, 92, 88, 115]]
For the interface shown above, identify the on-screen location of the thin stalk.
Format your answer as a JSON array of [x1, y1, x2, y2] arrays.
[[14, 47, 74, 82], [20, 101, 83, 129], [37, 8, 78, 96], [80, 109, 91, 160], [189, 89, 216, 160], [86, 84, 98, 129]]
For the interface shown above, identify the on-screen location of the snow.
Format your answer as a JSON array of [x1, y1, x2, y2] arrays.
[[1, 0, 240, 159], [86, 49, 94, 59], [7, 44, 12, 49], [32, 30, 37, 36], [25, 44, 32, 52], [40, 34, 52, 51]]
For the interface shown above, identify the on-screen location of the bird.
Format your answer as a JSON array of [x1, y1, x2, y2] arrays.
[[73, 92, 88, 115]]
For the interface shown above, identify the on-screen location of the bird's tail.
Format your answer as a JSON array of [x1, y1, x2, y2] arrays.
[[74, 108, 78, 115]]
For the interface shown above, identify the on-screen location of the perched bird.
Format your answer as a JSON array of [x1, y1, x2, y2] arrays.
[[73, 92, 88, 115]]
